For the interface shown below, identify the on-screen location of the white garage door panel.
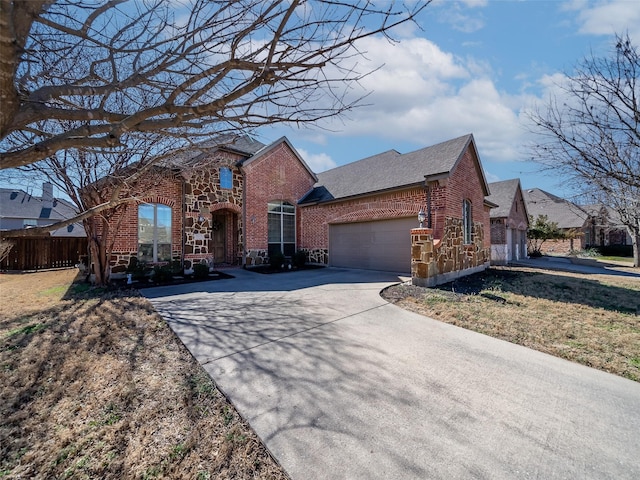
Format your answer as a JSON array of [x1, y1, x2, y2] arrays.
[[329, 217, 415, 273]]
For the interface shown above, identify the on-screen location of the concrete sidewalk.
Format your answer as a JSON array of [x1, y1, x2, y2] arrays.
[[513, 256, 640, 277], [145, 268, 640, 480]]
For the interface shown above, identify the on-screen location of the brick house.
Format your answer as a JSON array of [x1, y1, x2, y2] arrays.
[[299, 134, 493, 283], [486, 179, 529, 265], [581, 204, 632, 250], [522, 188, 589, 255], [107, 136, 316, 273], [105, 133, 493, 282]]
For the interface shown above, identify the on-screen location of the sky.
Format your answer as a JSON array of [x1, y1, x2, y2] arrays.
[[261, 0, 640, 200], [5, 0, 640, 201]]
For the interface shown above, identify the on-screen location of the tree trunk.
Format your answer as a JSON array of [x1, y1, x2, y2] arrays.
[[0, 0, 52, 137], [84, 216, 111, 285], [632, 233, 640, 268]]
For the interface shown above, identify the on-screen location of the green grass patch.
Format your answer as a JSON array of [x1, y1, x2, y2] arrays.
[[38, 285, 68, 296], [596, 255, 634, 263], [5, 322, 47, 338]]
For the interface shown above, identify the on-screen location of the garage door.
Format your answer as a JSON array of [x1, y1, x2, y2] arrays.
[[329, 217, 416, 273]]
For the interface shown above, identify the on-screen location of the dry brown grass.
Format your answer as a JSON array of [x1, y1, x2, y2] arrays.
[[383, 266, 640, 382], [0, 270, 289, 480]]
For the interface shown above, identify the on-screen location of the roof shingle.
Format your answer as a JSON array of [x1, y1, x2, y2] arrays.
[[522, 188, 588, 229], [487, 179, 521, 218], [300, 134, 475, 204]]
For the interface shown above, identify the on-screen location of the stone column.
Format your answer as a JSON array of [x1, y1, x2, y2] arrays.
[[411, 228, 436, 287]]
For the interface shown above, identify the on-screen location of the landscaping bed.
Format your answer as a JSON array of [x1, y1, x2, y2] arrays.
[[247, 264, 325, 275]]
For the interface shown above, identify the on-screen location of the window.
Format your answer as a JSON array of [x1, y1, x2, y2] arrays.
[[220, 167, 232, 189], [268, 201, 296, 256], [462, 199, 472, 244], [23, 219, 38, 227], [138, 203, 172, 262]]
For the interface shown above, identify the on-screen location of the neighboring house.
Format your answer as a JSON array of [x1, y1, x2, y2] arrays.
[[581, 204, 632, 248], [486, 179, 529, 264], [0, 183, 85, 236], [522, 188, 589, 255], [0, 183, 87, 269], [103, 133, 493, 281]]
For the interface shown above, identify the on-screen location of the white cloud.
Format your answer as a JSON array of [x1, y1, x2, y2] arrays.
[[309, 36, 527, 162], [431, 0, 488, 33], [296, 148, 337, 173], [573, 0, 640, 40]]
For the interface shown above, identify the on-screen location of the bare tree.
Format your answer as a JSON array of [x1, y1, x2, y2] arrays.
[[0, 0, 427, 283], [0, 238, 16, 265], [3, 129, 169, 284], [581, 177, 640, 266], [0, 0, 428, 170], [529, 33, 640, 267]]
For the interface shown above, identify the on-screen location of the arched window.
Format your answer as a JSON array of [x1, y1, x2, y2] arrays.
[[268, 201, 295, 256], [462, 199, 472, 244], [138, 203, 172, 262]]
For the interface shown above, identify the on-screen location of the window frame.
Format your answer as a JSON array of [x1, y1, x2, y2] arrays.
[[267, 201, 296, 256], [138, 203, 172, 263]]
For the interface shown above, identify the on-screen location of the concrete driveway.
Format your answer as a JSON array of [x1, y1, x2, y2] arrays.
[[144, 268, 640, 480]]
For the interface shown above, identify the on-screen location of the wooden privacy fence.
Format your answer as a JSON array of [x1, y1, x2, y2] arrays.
[[1, 237, 87, 271]]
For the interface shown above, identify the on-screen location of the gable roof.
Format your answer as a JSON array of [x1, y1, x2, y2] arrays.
[[0, 188, 76, 220], [0, 187, 86, 237], [582, 203, 626, 227], [162, 134, 267, 168], [522, 188, 588, 229], [240, 136, 318, 182], [487, 179, 527, 219], [300, 134, 485, 204]]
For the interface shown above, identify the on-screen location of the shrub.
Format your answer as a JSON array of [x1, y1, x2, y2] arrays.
[[293, 250, 307, 268], [527, 214, 568, 256], [193, 263, 209, 279], [573, 248, 600, 258], [170, 260, 183, 275], [596, 245, 633, 257], [153, 265, 174, 283], [269, 250, 285, 269], [127, 257, 148, 281]]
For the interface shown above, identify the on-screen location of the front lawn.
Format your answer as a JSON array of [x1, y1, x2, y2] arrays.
[[382, 266, 640, 382], [0, 270, 289, 479]]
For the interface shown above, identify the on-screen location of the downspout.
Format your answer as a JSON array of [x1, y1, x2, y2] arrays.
[[241, 166, 247, 267], [182, 176, 186, 270], [423, 179, 433, 229]]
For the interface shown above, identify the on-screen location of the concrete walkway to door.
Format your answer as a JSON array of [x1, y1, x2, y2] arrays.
[[144, 268, 640, 480]]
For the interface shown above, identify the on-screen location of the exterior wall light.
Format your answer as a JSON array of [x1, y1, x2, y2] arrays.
[[418, 209, 426, 228]]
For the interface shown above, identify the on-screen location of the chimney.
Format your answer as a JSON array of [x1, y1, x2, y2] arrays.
[[42, 182, 53, 210]]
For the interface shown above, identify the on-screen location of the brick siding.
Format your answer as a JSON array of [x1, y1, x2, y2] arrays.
[[102, 137, 491, 274], [242, 142, 317, 264]]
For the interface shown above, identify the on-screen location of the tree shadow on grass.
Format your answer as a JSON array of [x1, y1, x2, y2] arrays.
[[436, 268, 640, 315], [0, 285, 288, 479]]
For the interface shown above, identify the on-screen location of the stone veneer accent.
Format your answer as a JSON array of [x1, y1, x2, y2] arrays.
[[303, 248, 328, 265], [182, 157, 244, 265], [244, 247, 329, 267], [245, 249, 268, 266], [411, 217, 490, 287]]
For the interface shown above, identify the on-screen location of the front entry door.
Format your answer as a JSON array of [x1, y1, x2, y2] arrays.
[[211, 214, 226, 263]]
